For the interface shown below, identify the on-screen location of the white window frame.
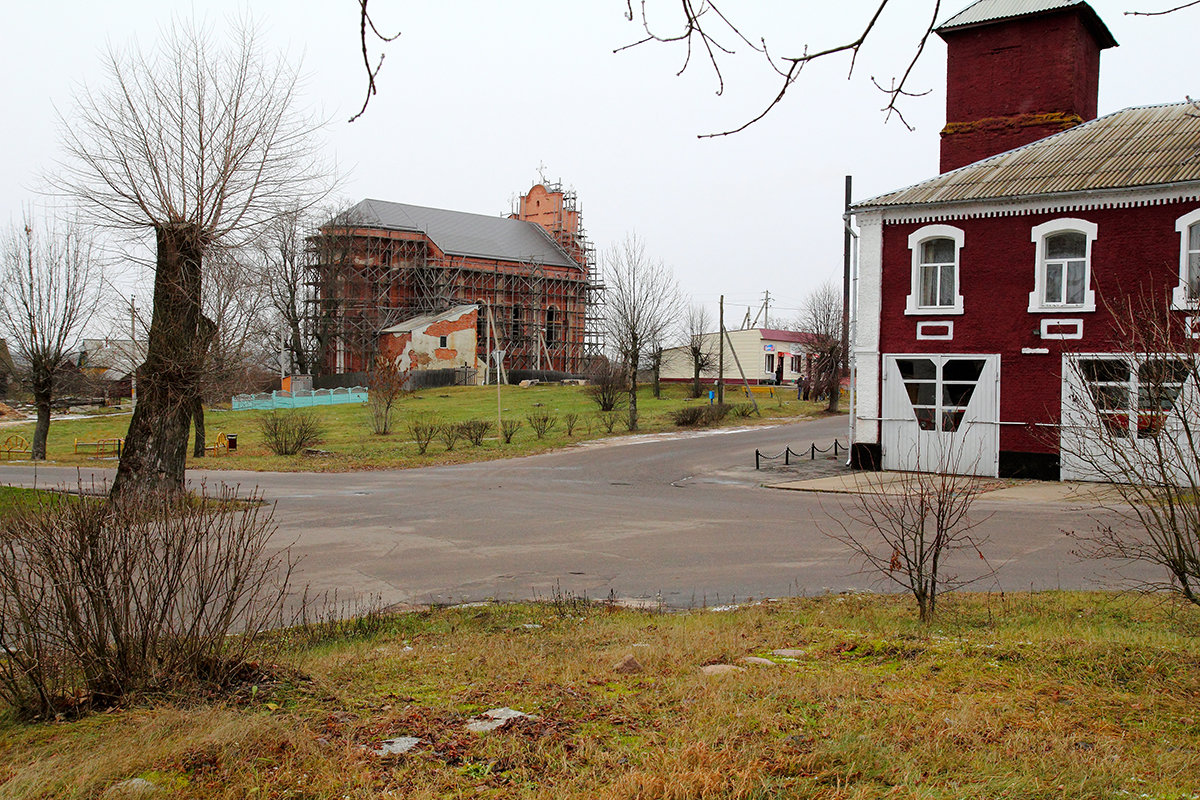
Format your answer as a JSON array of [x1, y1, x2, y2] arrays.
[[1170, 208, 1200, 310], [905, 225, 965, 316], [1028, 218, 1097, 313]]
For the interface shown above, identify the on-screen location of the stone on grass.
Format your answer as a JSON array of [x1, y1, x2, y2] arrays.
[[466, 707, 532, 733], [771, 648, 805, 658], [739, 656, 776, 667], [613, 654, 644, 674], [700, 664, 744, 676], [373, 736, 423, 756], [102, 778, 160, 799]]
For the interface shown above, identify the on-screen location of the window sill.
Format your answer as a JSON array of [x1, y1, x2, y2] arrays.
[[1026, 304, 1095, 314], [904, 302, 964, 316]]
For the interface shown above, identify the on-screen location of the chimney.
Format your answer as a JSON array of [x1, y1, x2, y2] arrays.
[[936, 0, 1117, 173]]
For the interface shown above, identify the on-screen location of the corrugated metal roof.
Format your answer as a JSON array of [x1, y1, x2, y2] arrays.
[[937, 0, 1116, 46], [853, 102, 1200, 211], [342, 198, 580, 270], [940, 0, 1082, 29]]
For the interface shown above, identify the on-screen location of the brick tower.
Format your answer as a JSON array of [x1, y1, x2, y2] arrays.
[[936, 0, 1117, 173]]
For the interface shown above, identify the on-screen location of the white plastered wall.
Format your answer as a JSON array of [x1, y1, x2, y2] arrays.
[[852, 213, 884, 445]]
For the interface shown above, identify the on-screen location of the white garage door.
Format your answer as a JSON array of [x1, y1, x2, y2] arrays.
[[881, 354, 1000, 477]]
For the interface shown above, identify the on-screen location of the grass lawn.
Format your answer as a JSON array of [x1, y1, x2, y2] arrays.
[[0, 384, 829, 473], [0, 487, 59, 517], [1, 592, 1197, 799]]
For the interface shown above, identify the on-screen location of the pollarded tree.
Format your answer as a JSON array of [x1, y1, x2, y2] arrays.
[[0, 212, 103, 459], [54, 19, 332, 496], [602, 234, 682, 430], [798, 281, 844, 413]]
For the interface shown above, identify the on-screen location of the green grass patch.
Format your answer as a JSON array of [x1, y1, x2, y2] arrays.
[[1, 592, 1197, 798], [0, 384, 826, 473]]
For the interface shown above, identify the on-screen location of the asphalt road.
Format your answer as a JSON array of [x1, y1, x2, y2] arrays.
[[0, 415, 1149, 607]]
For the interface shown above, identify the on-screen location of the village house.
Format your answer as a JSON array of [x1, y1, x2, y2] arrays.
[[312, 183, 602, 378], [848, 0, 1200, 479], [658, 328, 819, 388]]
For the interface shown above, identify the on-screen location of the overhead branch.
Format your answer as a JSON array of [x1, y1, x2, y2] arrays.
[[349, 0, 402, 123]]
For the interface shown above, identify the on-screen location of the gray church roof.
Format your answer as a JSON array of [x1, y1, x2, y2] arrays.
[[341, 198, 581, 270]]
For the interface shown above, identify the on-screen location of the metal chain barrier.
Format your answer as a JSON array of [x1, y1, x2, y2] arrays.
[[755, 440, 844, 469]]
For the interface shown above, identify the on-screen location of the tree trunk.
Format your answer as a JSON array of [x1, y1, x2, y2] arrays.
[[627, 363, 639, 431], [31, 373, 51, 461], [692, 361, 702, 399], [192, 395, 205, 458], [111, 224, 205, 498], [826, 355, 841, 413]]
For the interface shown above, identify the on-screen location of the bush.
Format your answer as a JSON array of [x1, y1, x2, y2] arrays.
[[437, 422, 464, 451], [526, 412, 558, 439], [407, 417, 439, 455], [669, 405, 708, 427], [258, 408, 325, 455], [0, 487, 291, 717], [563, 412, 580, 436], [597, 410, 620, 433], [461, 419, 493, 446], [500, 418, 522, 443], [585, 360, 627, 412], [367, 355, 410, 435], [731, 403, 754, 418]]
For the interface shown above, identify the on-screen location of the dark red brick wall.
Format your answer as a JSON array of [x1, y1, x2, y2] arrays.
[[939, 10, 1104, 172], [877, 201, 1198, 454]]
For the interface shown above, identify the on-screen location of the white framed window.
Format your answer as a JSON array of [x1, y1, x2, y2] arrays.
[[905, 225, 965, 315], [1072, 355, 1189, 440], [1170, 208, 1200, 310], [1028, 218, 1097, 313]]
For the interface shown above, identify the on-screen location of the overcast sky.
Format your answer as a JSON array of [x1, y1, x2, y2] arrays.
[[2, 1, 1196, 332]]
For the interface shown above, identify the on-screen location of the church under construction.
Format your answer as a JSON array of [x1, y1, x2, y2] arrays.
[[310, 183, 602, 376]]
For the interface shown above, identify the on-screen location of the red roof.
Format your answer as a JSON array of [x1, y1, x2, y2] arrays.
[[758, 328, 818, 345]]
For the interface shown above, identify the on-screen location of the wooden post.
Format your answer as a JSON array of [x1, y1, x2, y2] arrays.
[[723, 327, 759, 416]]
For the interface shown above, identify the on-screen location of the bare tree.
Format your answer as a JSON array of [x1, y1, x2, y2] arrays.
[[54, 19, 331, 496], [827, 446, 992, 623], [797, 281, 844, 413], [367, 354, 410, 435], [0, 212, 102, 459], [1058, 294, 1200, 606], [683, 303, 717, 398], [602, 234, 682, 430]]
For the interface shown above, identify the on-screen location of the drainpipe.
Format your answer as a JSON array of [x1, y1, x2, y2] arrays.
[[843, 205, 860, 467]]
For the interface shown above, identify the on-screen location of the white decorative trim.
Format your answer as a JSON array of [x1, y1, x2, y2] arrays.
[[1028, 219, 1097, 313], [1039, 318, 1083, 340], [905, 225, 965, 315], [1171, 208, 1200, 310], [1187, 316, 1200, 339], [1021, 347, 1051, 354], [916, 320, 954, 340], [867, 183, 1200, 225]]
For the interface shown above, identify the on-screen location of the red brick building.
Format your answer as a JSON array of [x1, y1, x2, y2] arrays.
[[313, 184, 600, 376], [849, 0, 1200, 479]]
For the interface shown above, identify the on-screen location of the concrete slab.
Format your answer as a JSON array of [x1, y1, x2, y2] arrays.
[[768, 471, 1124, 505]]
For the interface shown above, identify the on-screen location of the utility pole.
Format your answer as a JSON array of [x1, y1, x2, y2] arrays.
[[751, 290, 771, 328], [718, 295, 725, 405], [129, 295, 137, 409]]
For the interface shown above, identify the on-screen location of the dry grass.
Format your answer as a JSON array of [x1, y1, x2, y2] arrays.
[[2, 592, 1198, 798]]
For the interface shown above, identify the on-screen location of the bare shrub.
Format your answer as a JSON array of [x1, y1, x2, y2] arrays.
[[501, 419, 523, 444], [1058, 294, 1200, 605], [367, 355, 410, 435], [408, 417, 439, 455], [461, 419, 493, 446], [598, 410, 621, 433], [0, 486, 291, 717], [586, 359, 628, 412], [527, 412, 558, 439], [669, 406, 708, 427], [258, 408, 325, 455], [437, 422, 464, 451], [826, 454, 992, 623], [563, 412, 580, 436]]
